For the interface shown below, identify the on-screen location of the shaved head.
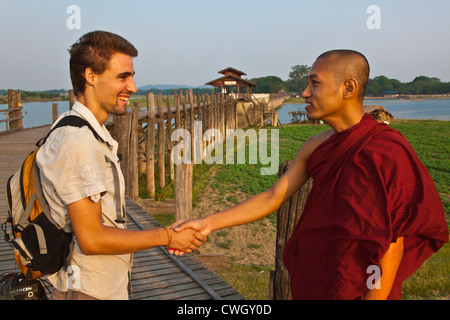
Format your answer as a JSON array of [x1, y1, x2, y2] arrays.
[[316, 50, 370, 101]]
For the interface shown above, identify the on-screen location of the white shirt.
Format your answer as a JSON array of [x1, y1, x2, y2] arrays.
[[36, 101, 131, 300]]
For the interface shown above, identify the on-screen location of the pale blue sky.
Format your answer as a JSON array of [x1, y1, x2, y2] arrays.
[[1, 0, 449, 90]]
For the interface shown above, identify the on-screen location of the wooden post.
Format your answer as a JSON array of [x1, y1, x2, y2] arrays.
[[157, 93, 165, 188], [201, 94, 207, 155], [175, 92, 181, 130], [146, 93, 156, 198], [174, 163, 193, 221], [138, 120, 146, 175], [234, 96, 239, 129], [220, 93, 225, 138], [189, 90, 195, 163], [166, 95, 174, 181], [273, 112, 279, 127], [128, 103, 140, 199], [112, 115, 127, 176], [270, 160, 313, 300], [69, 90, 75, 110], [7, 89, 23, 130], [182, 91, 188, 129], [52, 103, 58, 123]]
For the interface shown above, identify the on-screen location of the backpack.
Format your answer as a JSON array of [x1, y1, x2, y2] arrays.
[[2, 115, 102, 280]]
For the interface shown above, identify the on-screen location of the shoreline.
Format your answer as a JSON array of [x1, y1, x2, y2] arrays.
[[0, 97, 69, 105]]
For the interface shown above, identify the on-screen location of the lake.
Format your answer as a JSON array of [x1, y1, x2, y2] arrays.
[[0, 100, 70, 131], [1, 98, 449, 131], [277, 98, 450, 124]]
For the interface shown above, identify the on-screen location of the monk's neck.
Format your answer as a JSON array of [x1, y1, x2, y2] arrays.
[[327, 107, 365, 133]]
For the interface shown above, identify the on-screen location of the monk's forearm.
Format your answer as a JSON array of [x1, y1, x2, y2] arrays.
[[205, 189, 282, 232], [364, 237, 404, 300], [203, 164, 311, 232]]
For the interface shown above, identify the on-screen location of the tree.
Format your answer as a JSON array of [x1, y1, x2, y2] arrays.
[[288, 65, 310, 93], [252, 76, 286, 93]]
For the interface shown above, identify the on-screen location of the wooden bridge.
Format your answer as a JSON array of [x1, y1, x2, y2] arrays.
[[0, 89, 300, 300], [0, 126, 243, 300]]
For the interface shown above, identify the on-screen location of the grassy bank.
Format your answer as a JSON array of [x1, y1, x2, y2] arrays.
[[146, 119, 449, 300]]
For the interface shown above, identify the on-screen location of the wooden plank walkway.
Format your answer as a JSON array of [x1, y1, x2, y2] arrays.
[[0, 126, 243, 300]]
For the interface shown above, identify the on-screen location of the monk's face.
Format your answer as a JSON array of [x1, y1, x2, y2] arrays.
[[302, 56, 345, 123]]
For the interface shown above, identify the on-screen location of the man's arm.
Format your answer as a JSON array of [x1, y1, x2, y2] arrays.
[[364, 237, 404, 300], [67, 197, 206, 255]]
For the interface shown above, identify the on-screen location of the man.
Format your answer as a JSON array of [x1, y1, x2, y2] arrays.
[[174, 50, 448, 299], [36, 31, 205, 300]]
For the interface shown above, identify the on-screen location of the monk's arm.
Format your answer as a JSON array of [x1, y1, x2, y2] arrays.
[[364, 237, 404, 300], [174, 130, 334, 237]]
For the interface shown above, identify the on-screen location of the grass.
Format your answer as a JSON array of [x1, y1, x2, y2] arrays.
[[215, 264, 273, 300], [141, 120, 449, 300], [390, 120, 450, 213]]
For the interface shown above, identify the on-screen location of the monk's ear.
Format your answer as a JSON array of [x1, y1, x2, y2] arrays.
[[343, 78, 358, 99]]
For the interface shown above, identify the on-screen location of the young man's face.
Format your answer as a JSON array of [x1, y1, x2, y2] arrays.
[[302, 57, 345, 123], [94, 52, 137, 116]]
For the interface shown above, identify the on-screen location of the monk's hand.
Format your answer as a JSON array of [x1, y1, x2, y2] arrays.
[[174, 218, 212, 237], [168, 227, 206, 255], [168, 218, 212, 256]]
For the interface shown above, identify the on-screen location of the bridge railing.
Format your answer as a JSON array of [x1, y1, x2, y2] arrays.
[[0, 90, 23, 134]]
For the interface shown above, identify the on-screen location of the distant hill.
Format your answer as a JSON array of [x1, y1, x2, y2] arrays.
[[136, 84, 211, 95], [138, 84, 209, 91]]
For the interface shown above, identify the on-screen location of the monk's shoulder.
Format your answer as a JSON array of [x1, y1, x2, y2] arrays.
[[365, 126, 412, 154], [358, 126, 420, 174]]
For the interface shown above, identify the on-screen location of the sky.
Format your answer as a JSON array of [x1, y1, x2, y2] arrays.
[[0, 0, 449, 91]]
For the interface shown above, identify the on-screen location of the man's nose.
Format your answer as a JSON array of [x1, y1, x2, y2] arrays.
[[128, 77, 137, 94], [302, 85, 311, 99]]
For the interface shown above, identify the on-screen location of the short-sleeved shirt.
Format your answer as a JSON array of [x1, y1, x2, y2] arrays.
[[36, 101, 131, 300]]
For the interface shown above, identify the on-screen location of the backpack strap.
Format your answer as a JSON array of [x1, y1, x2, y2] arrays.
[[36, 115, 103, 147], [105, 156, 126, 224], [36, 115, 126, 225]]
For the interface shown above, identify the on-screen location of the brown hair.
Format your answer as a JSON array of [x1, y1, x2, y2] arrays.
[[69, 31, 138, 97]]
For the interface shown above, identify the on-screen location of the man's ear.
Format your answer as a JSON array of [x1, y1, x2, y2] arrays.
[[83, 67, 96, 87], [343, 78, 358, 99]]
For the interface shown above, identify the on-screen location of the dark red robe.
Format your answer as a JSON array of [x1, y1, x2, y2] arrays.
[[283, 114, 448, 300]]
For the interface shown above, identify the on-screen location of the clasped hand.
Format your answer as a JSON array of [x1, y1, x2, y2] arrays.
[[168, 218, 211, 256]]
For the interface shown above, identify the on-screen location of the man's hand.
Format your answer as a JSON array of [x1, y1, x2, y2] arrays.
[[169, 226, 206, 253], [168, 218, 212, 256]]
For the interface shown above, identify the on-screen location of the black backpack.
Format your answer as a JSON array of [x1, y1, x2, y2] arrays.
[[2, 116, 101, 280]]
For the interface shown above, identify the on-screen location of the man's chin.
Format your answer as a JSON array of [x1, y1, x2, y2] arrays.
[[113, 103, 128, 116], [117, 108, 128, 116]]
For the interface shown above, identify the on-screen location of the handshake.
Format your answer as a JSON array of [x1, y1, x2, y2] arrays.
[[164, 218, 212, 256]]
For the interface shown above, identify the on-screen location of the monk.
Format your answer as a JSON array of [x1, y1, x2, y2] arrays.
[[174, 50, 449, 299]]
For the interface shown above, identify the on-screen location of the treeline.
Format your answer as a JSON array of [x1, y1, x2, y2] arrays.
[[250, 65, 450, 96], [366, 76, 450, 96], [135, 88, 212, 96], [0, 89, 68, 101], [3, 72, 449, 99]]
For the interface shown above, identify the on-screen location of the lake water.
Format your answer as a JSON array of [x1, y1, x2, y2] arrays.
[[0, 100, 70, 131], [277, 98, 450, 124], [1, 98, 449, 131]]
